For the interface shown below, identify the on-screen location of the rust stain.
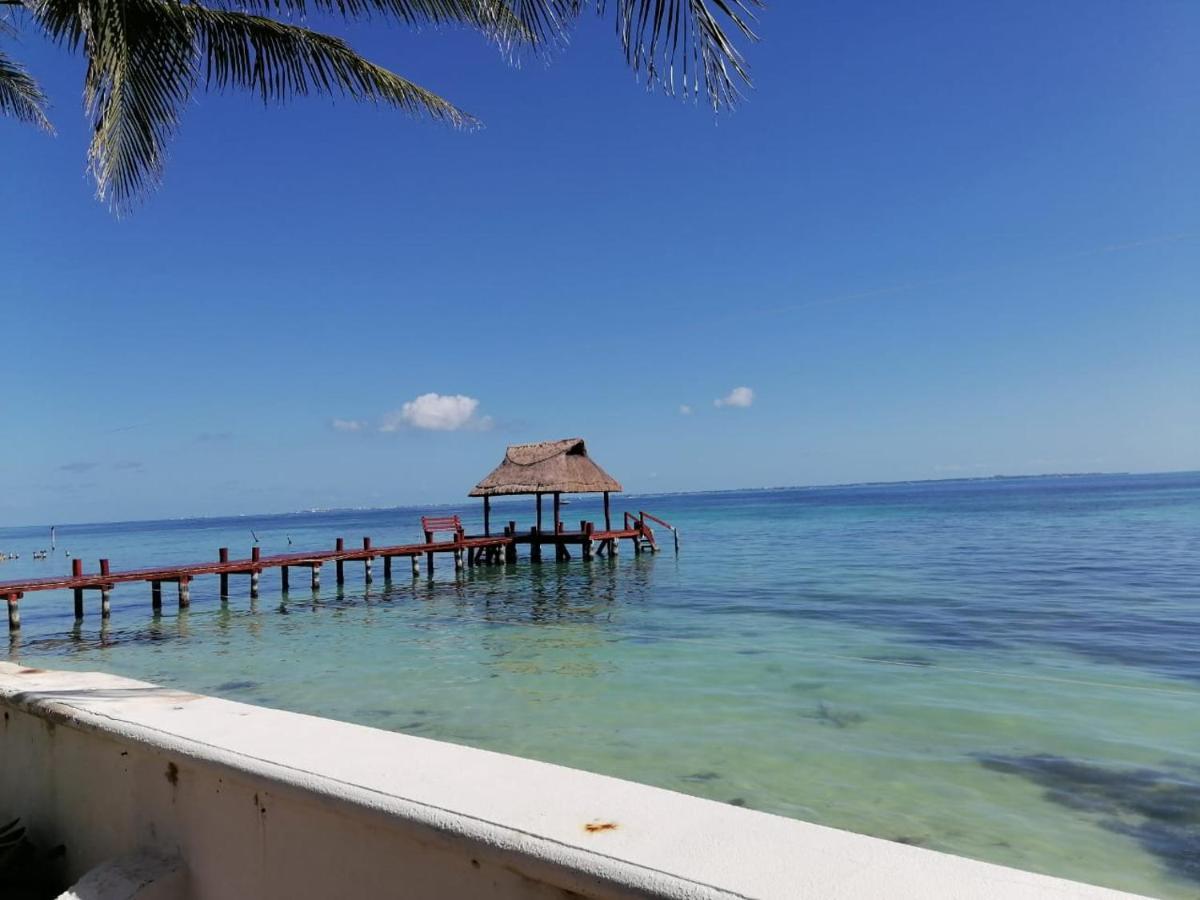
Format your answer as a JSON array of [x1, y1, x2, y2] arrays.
[[165, 762, 179, 786], [584, 821, 618, 833]]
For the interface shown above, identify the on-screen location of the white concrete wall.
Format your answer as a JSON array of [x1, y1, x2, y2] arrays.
[[0, 662, 1144, 900]]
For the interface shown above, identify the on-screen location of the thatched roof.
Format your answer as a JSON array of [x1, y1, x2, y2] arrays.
[[470, 439, 623, 497]]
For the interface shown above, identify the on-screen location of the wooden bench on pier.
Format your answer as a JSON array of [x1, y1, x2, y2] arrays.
[[420, 515, 510, 570]]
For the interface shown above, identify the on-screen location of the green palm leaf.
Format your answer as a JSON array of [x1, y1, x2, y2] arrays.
[[0, 47, 54, 132], [34, 0, 473, 212]]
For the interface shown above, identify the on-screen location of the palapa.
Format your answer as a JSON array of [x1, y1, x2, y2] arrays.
[[470, 439, 623, 497]]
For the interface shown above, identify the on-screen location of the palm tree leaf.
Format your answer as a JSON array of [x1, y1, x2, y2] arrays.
[[33, 0, 472, 212], [0, 47, 54, 132], [181, 6, 474, 123], [604, 0, 761, 108]]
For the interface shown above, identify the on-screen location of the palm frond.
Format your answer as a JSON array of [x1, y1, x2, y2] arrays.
[[33, 0, 471, 212], [605, 0, 762, 109], [0, 47, 54, 132], [181, 5, 474, 124]]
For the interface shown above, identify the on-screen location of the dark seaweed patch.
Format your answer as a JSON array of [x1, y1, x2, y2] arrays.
[[680, 771, 721, 783], [808, 701, 866, 729], [976, 753, 1200, 884], [216, 680, 259, 691]]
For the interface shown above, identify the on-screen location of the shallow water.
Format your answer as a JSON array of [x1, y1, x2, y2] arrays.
[[3, 473, 1198, 897]]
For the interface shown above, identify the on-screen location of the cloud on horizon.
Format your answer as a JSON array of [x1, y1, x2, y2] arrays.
[[380, 393, 492, 432], [715, 386, 755, 408], [331, 418, 367, 433]]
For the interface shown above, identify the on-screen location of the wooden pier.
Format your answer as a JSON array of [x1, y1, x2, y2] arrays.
[[2, 439, 678, 632], [0, 511, 674, 632]]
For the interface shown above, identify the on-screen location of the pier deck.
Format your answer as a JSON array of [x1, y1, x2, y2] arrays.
[[0, 511, 675, 632]]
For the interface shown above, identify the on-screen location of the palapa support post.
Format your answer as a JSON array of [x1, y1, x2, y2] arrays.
[[311, 563, 321, 591], [151, 580, 162, 612], [72, 558, 84, 619], [483, 496, 491, 536], [583, 522, 594, 561], [553, 493, 561, 533], [99, 559, 112, 618], [536, 493, 543, 533], [336, 538, 345, 585], [178, 576, 191, 608], [6, 593, 19, 632], [604, 492, 611, 531], [219, 548, 230, 598], [507, 521, 517, 564], [556, 521, 569, 561], [363, 537, 373, 583], [530, 526, 541, 562]]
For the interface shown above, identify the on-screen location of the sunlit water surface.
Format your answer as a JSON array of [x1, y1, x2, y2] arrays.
[[3, 473, 1198, 897]]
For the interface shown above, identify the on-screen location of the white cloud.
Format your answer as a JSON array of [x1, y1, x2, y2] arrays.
[[714, 386, 754, 408], [380, 393, 491, 432], [679, 404, 693, 415], [331, 418, 367, 432]]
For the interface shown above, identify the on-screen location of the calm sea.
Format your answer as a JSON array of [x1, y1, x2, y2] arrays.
[[3, 473, 1198, 897]]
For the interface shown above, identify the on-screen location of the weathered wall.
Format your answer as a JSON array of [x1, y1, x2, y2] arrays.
[[0, 663, 1142, 900]]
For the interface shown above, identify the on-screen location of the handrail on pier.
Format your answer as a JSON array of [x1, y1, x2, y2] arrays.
[[638, 511, 680, 554]]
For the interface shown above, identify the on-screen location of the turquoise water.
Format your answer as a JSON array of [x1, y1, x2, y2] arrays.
[[3, 473, 1198, 897]]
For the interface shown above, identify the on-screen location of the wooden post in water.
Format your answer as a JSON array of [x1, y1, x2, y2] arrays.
[[72, 558, 84, 619], [604, 492, 611, 531], [583, 522, 594, 561], [530, 526, 541, 562], [363, 537, 373, 583], [384, 556, 392, 580], [411, 554, 421, 578], [484, 496, 491, 536], [507, 521, 517, 564], [99, 559, 112, 618], [536, 493, 543, 532], [336, 538, 345, 585], [151, 580, 162, 612], [6, 594, 19, 632], [311, 563, 321, 591], [250, 546, 261, 598], [178, 576, 191, 608], [219, 548, 230, 598], [280, 566, 289, 592]]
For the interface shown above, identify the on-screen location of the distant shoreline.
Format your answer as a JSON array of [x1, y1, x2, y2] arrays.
[[3, 469, 1197, 533]]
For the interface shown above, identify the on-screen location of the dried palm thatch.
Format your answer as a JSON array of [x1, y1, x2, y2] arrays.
[[470, 438, 623, 496]]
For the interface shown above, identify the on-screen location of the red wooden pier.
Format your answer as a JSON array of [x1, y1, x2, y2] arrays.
[[1, 511, 675, 632]]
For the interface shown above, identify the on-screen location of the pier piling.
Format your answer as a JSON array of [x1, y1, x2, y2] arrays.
[[281, 566, 289, 592], [151, 580, 162, 612], [311, 563, 321, 591], [178, 576, 191, 608], [219, 548, 229, 598], [336, 539, 345, 585], [6, 594, 18, 631], [363, 538, 373, 583], [99, 560, 112, 618], [411, 555, 420, 578], [72, 559, 84, 619]]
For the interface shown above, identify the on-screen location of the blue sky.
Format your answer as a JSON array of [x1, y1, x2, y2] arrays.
[[2, 1, 1198, 523]]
